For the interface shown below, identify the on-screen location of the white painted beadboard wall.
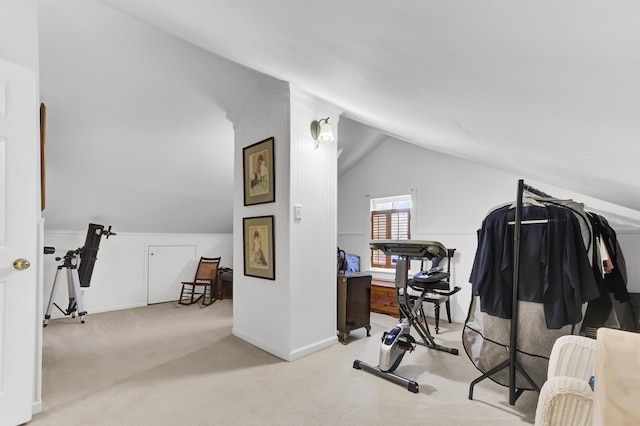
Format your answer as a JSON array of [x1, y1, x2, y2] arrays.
[[338, 137, 640, 324], [289, 88, 341, 357], [231, 78, 340, 360], [231, 77, 292, 359], [42, 231, 232, 319]]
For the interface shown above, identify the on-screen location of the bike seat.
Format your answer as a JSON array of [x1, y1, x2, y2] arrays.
[[412, 270, 449, 283], [408, 277, 450, 292]]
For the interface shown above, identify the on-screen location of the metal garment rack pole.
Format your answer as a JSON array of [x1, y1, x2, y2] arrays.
[[469, 179, 543, 405]]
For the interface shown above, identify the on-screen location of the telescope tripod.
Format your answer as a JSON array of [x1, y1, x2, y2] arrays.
[[43, 250, 87, 326]]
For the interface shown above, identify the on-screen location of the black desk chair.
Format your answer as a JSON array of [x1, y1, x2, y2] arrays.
[[410, 248, 459, 333]]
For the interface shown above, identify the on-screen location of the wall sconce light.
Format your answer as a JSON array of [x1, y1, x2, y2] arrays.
[[310, 117, 335, 149]]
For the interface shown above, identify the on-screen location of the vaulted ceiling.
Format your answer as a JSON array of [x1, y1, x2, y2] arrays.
[[92, 0, 640, 214]]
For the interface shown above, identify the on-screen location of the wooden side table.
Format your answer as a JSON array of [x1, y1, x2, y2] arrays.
[[217, 270, 233, 300], [337, 272, 372, 344], [370, 280, 400, 318]]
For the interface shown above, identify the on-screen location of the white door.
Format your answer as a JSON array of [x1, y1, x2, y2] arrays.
[[148, 245, 196, 304], [0, 58, 38, 425]]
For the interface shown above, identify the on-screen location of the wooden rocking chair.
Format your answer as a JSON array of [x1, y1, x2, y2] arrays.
[[179, 256, 221, 306]]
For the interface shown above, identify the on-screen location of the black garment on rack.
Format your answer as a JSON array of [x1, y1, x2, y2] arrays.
[[590, 213, 629, 302], [470, 204, 600, 329], [581, 213, 629, 330]]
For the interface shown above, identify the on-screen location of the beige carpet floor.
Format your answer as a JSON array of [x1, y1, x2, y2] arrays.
[[30, 301, 538, 425]]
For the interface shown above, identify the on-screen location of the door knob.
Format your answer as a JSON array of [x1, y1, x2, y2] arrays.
[[13, 258, 31, 270]]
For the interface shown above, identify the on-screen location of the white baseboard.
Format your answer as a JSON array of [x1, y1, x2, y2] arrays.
[[32, 399, 42, 415], [232, 328, 338, 361]]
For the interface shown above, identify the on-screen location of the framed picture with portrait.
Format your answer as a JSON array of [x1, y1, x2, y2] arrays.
[[243, 215, 275, 280], [243, 137, 275, 206]]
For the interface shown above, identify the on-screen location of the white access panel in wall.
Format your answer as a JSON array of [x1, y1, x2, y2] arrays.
[[148, 245, 197, 304]]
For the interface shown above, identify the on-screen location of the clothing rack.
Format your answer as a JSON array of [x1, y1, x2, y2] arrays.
[[523, 182, 554, 198], [468, 179, 543, 405]]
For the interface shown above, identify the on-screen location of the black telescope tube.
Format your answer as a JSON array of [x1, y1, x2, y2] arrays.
[[77, 223, 105, 287]]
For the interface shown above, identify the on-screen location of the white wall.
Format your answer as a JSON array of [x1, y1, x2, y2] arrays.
[[0, 0, 39, 71], [231, 77, 292, 358], [338, 137, 640, 324], [288, 88, 341, 357], [231, 78, 340, 360], [38, 0, 258, 233], [43, 230, 232, 318], [338, 137, 515, 323]]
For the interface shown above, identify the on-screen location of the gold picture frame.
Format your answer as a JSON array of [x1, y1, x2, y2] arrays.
[[243, 137, 275, 206], [243, 215, 275, 280]]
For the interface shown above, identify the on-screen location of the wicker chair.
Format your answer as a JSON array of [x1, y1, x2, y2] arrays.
[[534, 335, 596, 426]]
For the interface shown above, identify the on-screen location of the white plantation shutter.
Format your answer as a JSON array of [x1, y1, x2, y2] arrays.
[[371, 208, 410, 268]]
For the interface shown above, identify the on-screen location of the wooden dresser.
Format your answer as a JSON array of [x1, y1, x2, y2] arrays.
[[337, 272, 372, 344], [370, 280, 400, 318]]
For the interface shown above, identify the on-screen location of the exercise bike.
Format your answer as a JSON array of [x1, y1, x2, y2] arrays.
[[353, 240, 460, 393]]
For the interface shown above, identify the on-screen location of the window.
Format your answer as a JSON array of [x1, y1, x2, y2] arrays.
[[370, 194, 412, 268]]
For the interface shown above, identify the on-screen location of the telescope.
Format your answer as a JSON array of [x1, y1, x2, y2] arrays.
[[44, 223, 116, 287], [43, 223, 116, 326], [77, 223, 116, 287]]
